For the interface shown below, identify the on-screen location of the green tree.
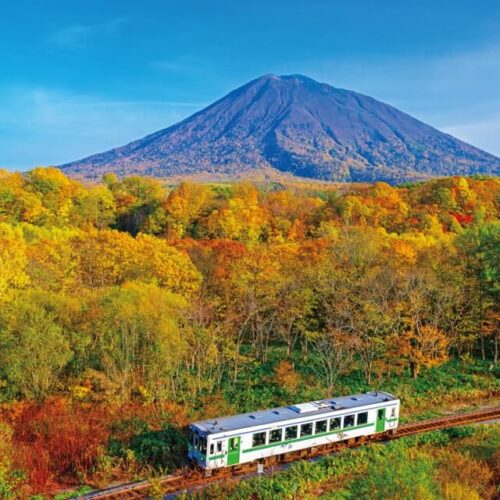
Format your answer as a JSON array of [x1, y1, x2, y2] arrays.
[[0, 297, 72, 399], [456, 220, 500, 361], [91, 282, 189, 401]]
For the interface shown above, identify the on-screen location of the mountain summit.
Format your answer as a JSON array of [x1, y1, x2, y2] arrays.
[[62, 74, 500, 183]]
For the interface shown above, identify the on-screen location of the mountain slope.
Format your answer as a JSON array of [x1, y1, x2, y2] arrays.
[[61, 74, 500, 183]]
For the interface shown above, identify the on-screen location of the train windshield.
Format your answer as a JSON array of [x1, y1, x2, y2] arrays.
[[190, 428, 207, 455], [199, 436, 207, 454]]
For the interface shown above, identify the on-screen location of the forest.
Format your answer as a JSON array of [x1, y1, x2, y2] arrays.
[[0, 167, 498, 497]]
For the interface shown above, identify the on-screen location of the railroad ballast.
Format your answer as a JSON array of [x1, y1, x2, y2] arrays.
[[188, 391, 400, 470]]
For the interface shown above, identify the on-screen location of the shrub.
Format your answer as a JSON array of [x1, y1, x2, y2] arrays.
[[115, 425, 188, 472], [0, 422, 22, 498]]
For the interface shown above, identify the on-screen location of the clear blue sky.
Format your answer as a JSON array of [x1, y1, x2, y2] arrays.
[[1, 0, 499, 170]]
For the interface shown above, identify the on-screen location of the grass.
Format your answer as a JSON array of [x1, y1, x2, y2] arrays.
[[197, 424, 500, 499]]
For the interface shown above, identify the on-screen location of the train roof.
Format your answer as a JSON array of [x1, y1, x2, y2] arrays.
[[191, 391, 398, 435]]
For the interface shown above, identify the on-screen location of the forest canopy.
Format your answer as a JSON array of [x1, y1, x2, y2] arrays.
[[0, 168, 499, 398]]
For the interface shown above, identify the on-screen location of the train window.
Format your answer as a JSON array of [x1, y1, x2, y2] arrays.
[[343, 414, 355, 428], [301, 422, 313, 436], [270, 429, 283, 443], [209, 443, 214, 455], [199, 437, 207, 454], [330, 417, 341, 430], [315, 420, 327, 434], [391, 407, 396, 417], [217, 441, 222, 453], [357, 412, 368, 425], [252, 432, 267, 448], [194, 435, 199, 448], [285, 425, 298, 440]]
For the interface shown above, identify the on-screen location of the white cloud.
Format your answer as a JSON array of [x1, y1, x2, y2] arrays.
[[442, 116, 500, 157], [150, 60, 183, 72], [50, 18, 127, 49], [0, 87, 203, 170]]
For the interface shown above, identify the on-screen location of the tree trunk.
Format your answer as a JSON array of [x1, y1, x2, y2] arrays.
[[494, 331, 498, 364], [410, 361, 418, 379], [233, 338, 241, 383]]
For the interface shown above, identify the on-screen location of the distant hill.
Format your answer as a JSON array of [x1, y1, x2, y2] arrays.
[[61, 74, 500, 183]]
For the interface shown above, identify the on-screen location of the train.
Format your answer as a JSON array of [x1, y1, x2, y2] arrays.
[[188, 391, 400, 471]]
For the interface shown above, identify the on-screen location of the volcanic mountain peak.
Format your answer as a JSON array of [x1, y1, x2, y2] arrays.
[[62, 74, 500, 183]]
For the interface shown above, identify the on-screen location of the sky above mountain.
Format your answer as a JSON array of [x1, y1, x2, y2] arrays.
[[1, 0, 500, 170]]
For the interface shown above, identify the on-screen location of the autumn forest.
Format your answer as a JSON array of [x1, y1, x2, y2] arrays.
[[0, 168, 499, 497]]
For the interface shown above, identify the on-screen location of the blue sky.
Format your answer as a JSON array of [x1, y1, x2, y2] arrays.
[[1, 0, 500, 170]]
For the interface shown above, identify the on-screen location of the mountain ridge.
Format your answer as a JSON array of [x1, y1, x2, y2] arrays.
[[61, 74, 500, 183]]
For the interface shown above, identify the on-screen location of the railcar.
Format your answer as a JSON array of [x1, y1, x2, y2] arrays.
[[188, 391, 400, 470]]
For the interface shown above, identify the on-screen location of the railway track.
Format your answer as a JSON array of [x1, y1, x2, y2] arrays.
[[78, 405, 500, 499]]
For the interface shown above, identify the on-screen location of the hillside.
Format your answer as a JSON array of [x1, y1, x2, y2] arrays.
[[61, 74, 500, 183]]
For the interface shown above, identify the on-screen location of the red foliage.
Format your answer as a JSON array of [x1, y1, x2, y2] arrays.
[[10, 398, 111, 492], [451, 212, 473, 226]]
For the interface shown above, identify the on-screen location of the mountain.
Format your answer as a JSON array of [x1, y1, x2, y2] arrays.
[[61, 74, 500, 183]]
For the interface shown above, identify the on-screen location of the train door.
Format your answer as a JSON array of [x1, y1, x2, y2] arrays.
[[376, 408, 386, 432], [227, 436, 241, 465]]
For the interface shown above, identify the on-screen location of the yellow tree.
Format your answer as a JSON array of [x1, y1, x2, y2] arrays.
[[26, 167, 83, 225], [162, 182, 214, 238], [25, 226, 78, 293], [135, 233, 202, 296], [71, 228, 138, 288], [396, 325, 449, 378], [0, 223, 30, 302], [0, 170, 44, 224], [207, 183, 268, 242], [70, 184, 116, 229]]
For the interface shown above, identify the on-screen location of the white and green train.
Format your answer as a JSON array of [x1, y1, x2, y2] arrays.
[[188, 391, 400, 470]]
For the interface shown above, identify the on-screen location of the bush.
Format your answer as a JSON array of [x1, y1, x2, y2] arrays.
[[111, 425, 187, 473], [0, 422, 21, 498]]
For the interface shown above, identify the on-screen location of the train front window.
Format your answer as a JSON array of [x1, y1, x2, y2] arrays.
[[301, 422, 313, 436], [285, 425, 298, 440], [315, 420, 327, 434], [330, 417, 341, 430], [199, 436, 207, 454], [270, 429, 283, 443], [344, 414, 355, 428], [357, 412, 368, 425], [252, 431, 267, 448]]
